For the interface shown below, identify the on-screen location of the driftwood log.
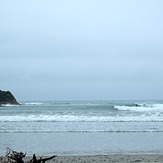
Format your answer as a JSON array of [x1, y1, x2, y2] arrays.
[[6, 148, 56, 163], [30, 154, 56, 163], [6, 147, 26, 163]]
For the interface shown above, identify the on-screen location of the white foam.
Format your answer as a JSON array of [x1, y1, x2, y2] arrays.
[[22, 102, 43, 106], [0, 114, 162, 122], [1, 104, 18, 107], [114, 104, 163, 112]]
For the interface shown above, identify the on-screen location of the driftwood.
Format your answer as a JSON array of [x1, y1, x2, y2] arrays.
[[6, 147, 26, 163], [30, 154, 56, 163], [6, 148, 56, 163]]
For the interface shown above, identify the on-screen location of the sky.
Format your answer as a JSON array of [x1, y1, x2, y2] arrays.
[[0, 0, 163, 101]]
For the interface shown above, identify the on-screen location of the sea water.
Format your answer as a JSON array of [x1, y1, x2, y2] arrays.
[[0, 100, 163, 155]]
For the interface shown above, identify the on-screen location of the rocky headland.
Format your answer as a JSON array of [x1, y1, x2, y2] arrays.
[[0, 90, 20, 106]]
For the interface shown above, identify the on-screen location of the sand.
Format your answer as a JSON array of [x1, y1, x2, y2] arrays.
[[1, 154, 163, 163]]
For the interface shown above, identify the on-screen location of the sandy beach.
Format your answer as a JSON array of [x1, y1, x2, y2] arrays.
[[1, 154, 163, 163]]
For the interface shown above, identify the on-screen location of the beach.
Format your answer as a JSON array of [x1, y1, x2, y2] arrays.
[[1, 154, 163, 163]]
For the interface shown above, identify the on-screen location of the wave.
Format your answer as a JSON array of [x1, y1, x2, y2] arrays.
[[19, 101, 163, 110], [16, 101, 163, 111], [1, 104, 19, 107], [0, 114, 163, 122], [22, 102, 43, 106], [114, 104, 163, 112], [1, 129, 163, 133]]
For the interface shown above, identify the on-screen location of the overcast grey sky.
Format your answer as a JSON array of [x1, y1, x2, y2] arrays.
[[0, 0, 163, 101]]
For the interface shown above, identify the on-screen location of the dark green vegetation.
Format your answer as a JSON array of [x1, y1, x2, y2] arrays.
[[0, 90, 19, 106]]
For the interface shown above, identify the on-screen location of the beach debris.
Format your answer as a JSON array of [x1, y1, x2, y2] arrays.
[[5, 148, 56, 163], [6, 147, 26, 163], [29, 154, 56, 163]]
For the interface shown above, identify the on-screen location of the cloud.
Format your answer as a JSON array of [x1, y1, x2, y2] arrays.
[[0, 0, 163, 100]]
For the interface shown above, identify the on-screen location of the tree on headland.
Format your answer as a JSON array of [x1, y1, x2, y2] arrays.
[[0, 90, 20, 106]]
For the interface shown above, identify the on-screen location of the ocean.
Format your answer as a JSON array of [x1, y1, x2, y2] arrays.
[[0, 100, 163, 156]]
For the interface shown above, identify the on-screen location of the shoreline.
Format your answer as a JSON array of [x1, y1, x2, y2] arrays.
[[1, 154, 163, 163]]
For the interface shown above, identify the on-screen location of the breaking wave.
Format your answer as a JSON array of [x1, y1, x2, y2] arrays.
[[22, 102, 43, 106], [0, 114, 163, 122], [114, 104, 163, 112]]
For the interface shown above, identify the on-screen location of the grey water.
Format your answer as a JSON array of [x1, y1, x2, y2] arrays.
[[0, 100, 163, 155]]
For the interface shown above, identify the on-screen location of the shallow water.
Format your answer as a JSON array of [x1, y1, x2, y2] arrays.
[[1, 132, 163, 156]]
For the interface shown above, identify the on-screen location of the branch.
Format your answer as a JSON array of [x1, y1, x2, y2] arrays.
[[6, 147, 26, 163], [30, 154, 57, 163]]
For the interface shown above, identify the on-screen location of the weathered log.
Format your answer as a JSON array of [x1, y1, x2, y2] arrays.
[[30, 154, 56, 163], [6, 148, 25, 163], [6, 148, 56, 163]]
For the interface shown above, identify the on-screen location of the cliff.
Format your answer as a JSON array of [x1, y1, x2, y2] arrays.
[[0, 90, 20, 106]]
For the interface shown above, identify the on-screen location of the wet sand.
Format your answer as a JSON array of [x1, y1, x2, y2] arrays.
[[1, 154, 163, 163]]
